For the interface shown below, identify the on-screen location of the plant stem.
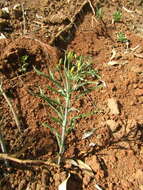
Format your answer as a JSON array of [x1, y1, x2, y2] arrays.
[[0, 133, 9, 167], [57, 72, 70, 165], [0, 82, 22, 133]]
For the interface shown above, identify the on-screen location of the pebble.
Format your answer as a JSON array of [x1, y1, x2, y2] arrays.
[[107, 98, 120, 115]]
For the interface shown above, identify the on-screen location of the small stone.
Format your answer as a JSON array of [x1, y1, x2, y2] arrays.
[[106, 119, 119, 131], [107, 98, 120, 115]]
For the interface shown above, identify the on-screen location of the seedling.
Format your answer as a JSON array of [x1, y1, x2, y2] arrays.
[[19, 55, 29, 73], [33, 52, 101, 164], [113, 10, 122, 23], [96, 7, 103, 19], [117, 32, 128, 43]]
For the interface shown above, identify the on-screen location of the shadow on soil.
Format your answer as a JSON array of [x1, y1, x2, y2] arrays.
[[67, 173, 83, 190], [80, 123, 143, 158]]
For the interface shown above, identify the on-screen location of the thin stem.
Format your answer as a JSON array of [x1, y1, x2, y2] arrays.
[[57, 70, 70, 164], [0, 153, 58, 167], [0, 133, 9, 167], [21, 3, 27, 34], [0, 82, 22, 132]]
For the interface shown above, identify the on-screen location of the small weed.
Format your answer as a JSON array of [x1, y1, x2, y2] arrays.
[[19, 55, 29, 73], [96, 7, 103, 19], [113, 10, 122, 23], [32, 52, 101, 164], [117, 32, 128, 43]]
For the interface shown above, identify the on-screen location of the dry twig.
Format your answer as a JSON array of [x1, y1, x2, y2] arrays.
[[0, 81, 22, 132], [0, 153, 58, 167], [21, 3, 27, 34]]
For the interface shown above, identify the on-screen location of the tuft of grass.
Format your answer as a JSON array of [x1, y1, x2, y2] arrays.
[[113, 10, 122, 23], [117, 32, 128, 43], [32, 52, 101, 165]]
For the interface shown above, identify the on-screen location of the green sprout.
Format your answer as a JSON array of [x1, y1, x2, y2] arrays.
[[117, 32, 128, 43], [113, 10, 122, 23], [96, 8, 103, 19], [32, 52, 101, 165], [19, 55, 29, 73]]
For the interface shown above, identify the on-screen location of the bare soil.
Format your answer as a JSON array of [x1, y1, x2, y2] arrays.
[[0, 0, 143, 190]]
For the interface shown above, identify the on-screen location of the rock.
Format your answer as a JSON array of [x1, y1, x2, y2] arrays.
[[107, 98, 120, 115], [106, 119, 119, 131]]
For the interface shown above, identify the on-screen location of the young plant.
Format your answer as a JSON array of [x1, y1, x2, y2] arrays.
[[117, 32, 128, 43], [113, 10, 122, 23], [96, 7, 103, 19], [33, 52, 101, 164], [19, 55, 29, 73]]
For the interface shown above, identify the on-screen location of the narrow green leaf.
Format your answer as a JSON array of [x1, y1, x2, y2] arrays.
[[43, 123, 58, 135], [68, 107, 79, 113], [67, 115, 80, 133], [49, 69, 55, 80], [51, 117, 62, 124], [36, 93, 63, 119], [39, 93, 62, 107], [34, 67, 63, 89], [55, 132, 61, 148], [67, 111, 99, 133], [34, 67, 50, 78], [43, 123, 61, 147], [47, 86, 65, 96]]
